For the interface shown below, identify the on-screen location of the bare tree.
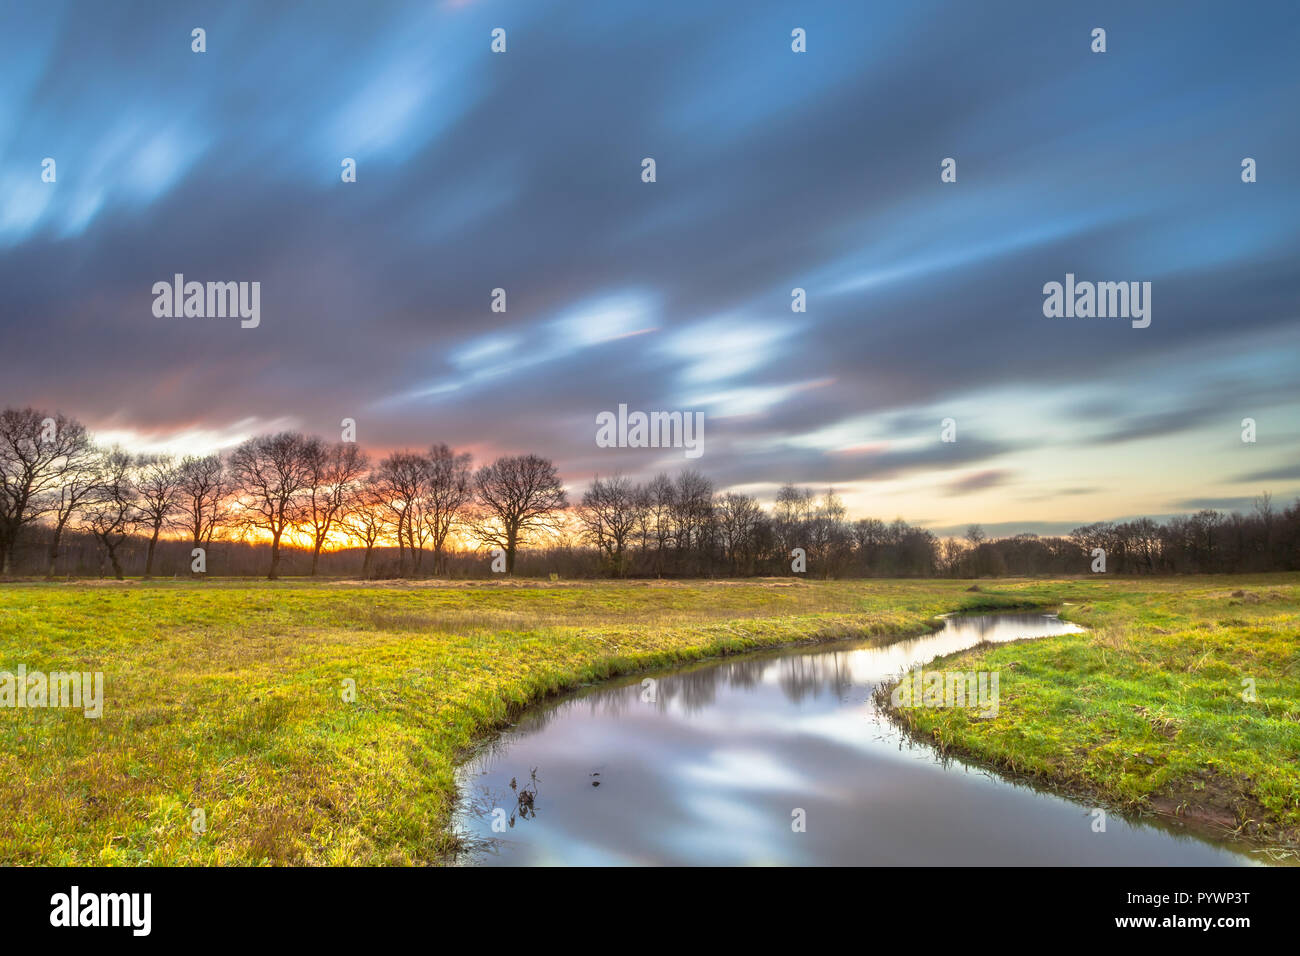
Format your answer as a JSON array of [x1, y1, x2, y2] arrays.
[[302, 442, 370, 575], [135, 454, 183, 578], [773, 482, 814, 558], [44, 432, 101, 578], [471, 454, 568, 573], [1124, 517, 1160, 573], [671, 468, 715, 563], [1254, 491, 1276, 564], [716, 491, 763, 574], [941, 537, 967, 577], [808, 489, 851, 576], [640, 472, 675, 576], [579, 475, 644, 575], [339, 477, 387, 576], [421, 444, 473, 576], [228, 431, 316, 580], [406, 485, 433, 571], [853, 517, 886, 572], [81, 448, 138, 580], [0, 408, 89, 577], [176, 454, 230, 571], [375, 451, 427, 575]]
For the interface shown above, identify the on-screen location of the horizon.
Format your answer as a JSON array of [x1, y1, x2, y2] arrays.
[[4, 404, 1296, 544]]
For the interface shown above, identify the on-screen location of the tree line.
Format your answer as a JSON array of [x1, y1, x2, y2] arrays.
[[1, 406, 1297, 580], [0, 407, 564, 580]]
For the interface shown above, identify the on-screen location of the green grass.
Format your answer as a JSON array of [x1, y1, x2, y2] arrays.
[[0, 575, 1296, 863], [882, 576, 1300, 854]]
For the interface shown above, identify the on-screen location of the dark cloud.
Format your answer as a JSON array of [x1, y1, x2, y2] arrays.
[[1, 0, 1297, 529]]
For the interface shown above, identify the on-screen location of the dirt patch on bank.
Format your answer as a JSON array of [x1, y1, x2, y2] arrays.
[[1147, 770, 1284, 843]]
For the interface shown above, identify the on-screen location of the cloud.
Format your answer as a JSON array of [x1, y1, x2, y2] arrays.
[[1, 0, 1297, 533], [942, 469, 1014, 496], [1235, 463, 1300, 483], [1174, 496, 1281, 512]]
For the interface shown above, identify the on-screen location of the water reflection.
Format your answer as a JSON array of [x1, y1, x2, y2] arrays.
[[454, 613, 1261, 866]]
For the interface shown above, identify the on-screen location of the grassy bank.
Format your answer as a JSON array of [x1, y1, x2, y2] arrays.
[[881, 575, 1300, 857], [0, 577, 1022, 865], [1, 575, 1296, 864]]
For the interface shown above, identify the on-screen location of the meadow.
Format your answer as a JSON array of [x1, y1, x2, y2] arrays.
[[0, 575, 1296, 864]]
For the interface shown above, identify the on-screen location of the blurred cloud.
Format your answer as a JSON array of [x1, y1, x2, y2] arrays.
[[1, 0, 1297, 531]]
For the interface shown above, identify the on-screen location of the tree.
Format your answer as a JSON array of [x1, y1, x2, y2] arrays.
[[808, 489, 850, 575], [671, 469, 715, 564], [0, 408, 89, 577], [716, 491, 763, 574], [941, 537, 967, 577], [81, 448, 138, 580], [420, 444, 473, 576], [853, 517, 887, 573], [176, 454, 230, 566], [135, 454, 183, 578], [471, 454, 568, 573], [1254, 491, 1276, 567], [640, 472, 675, 575], [339, 477, 387, 576], [302, 441, 369, 575], [579, 475, 644, 575], [774, 483, 815, 557], [963, 524, 988, 575], [375, 451, 427, 574], [44, 433, 101, 579], [1124, 517, 1160, 573], [229, 432, 315, 580]]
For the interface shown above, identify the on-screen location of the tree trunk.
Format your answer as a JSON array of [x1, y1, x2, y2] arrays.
[[46, 518, 69, 579], [107, 545, 124, 580], [396, 515, 407, 576], [505, 527, 518, 574], [144, 525, 161, 578], [268, 532, 282, 580], [405, 526, 420, 574]]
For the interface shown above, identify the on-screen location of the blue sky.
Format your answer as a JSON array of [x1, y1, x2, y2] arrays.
[[1, 0, 1297, 534]]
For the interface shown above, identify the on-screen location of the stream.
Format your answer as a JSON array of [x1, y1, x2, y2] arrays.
[[454, 612, 1259, 866]]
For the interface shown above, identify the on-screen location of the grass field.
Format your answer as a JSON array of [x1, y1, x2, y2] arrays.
[[0, 575, 1297, 864], [882, 576, 1300, 856]]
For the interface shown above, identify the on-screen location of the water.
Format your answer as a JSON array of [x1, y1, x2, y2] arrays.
[[454, 612, 1259, 866]]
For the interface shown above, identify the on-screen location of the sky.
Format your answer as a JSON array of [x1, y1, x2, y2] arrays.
[[1, 0, 1297, 536]]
